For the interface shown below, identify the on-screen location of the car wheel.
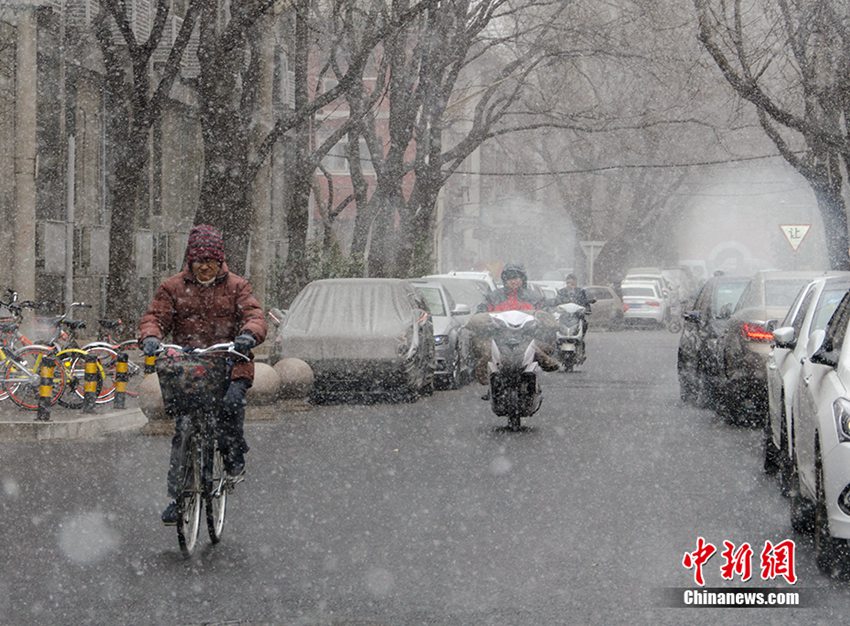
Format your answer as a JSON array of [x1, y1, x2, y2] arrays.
[[778, 414, 792, 498], [762, 413, 779, 476], [448, 348, 461, 390], [677, 359, 694, 404], [694, 364, 716, 409], [788, 453, 814, 535], [814, 455, 850, 578]]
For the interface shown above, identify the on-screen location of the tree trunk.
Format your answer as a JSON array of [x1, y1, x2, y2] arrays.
[[811, 179, 850, 271], [105, 124, 149, 324]]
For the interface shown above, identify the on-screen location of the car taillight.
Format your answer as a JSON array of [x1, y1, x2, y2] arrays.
[[623, 303, 630, 311], [741, 322, 773, 342], [646, 301, 661, 308]]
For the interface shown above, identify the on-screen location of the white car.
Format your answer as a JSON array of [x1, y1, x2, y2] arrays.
[[621, 281, 667, 326], [788, 287, 850, 577], [764, 275, 850, 494], [435, 271, 498, 292]]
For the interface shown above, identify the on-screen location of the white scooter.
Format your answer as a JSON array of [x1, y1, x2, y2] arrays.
[[554, 302, 588, 372], [487, 310, 543, 431]]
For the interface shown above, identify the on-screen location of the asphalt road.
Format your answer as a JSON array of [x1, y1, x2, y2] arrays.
[[3, 329, 850, 625]]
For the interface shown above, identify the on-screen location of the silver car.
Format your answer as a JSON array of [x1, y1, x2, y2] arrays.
[[764, 274, 850, 493], [789, 287, 850, 577], [411, 281, 472, 389]]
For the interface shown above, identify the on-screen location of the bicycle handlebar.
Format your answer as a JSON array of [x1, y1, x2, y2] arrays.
[[156, 342, 251, 362]]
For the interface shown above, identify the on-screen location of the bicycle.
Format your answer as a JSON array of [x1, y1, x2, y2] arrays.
[[0, 292, 66, 408], [80, 318, 143, 401], [155, 341, 249, 557]]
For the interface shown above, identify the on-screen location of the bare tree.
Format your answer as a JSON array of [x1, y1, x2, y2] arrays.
[[335, 0, 569, 277], [93, 0, 207, 321], [694, 0, 850, 269]]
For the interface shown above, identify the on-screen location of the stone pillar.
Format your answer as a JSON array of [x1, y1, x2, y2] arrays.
[[248, 12, 275, 307], [13, 9, 37, 301]]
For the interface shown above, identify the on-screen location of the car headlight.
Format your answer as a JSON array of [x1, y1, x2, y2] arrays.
[[833, 398, 850, 442], [434, 335, 448, 345]]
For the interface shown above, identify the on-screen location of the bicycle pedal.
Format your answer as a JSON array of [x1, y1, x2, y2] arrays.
[[225, 471, 245, 487]]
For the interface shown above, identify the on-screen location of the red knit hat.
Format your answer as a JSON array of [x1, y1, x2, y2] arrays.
[[186, 224, 225, 264]]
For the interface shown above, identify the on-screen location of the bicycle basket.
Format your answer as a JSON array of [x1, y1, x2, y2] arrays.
[[156, 350, 231, 401]]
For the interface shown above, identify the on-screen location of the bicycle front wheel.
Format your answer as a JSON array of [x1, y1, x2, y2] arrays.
[[2, 347, 66, 410], [56, 348, 107, 409], [177, 436, 203, 557], [205, 441, 228, 543]]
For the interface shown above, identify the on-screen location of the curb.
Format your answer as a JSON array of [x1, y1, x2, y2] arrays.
[[0, 408, 148, 442]]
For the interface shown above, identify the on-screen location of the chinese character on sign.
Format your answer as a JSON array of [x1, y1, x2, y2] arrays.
[[682, 536, 717, 586], [760, 540, 797, 584], [720, 541, 754, 582]]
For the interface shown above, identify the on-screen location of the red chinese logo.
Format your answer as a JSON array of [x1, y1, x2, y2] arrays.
[[682, 538, 797, 585], [682, 536, 717, 586], [760, 539, 797, 584]]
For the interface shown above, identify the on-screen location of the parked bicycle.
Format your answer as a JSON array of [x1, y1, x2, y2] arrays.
[[0, 293, 113, 409], [0, 291, 66, 408], [155, 341, 249, 557], [81, 318, 143, 401]]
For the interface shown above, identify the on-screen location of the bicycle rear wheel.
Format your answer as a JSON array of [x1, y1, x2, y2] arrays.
[[205, 441, 228, 543], [177, 436, 203, 557], [2, 347, 66, 410]]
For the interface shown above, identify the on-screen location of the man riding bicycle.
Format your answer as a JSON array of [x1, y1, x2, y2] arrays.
[[139, 224, 268, 525]]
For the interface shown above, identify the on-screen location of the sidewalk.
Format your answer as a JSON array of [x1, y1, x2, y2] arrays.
[[0, 396, 148, 442], [0, 393, 306, 442]]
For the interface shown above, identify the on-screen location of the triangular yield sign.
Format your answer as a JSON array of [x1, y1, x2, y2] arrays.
[[779, 224, 811, 251]]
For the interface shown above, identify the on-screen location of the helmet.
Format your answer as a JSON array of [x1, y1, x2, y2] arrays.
[[501, 263, 528, 286]]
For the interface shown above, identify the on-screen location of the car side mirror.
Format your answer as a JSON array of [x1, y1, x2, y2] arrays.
[[771, 326, 796, 349], [452, 303, 471, 316], [683, 311, 701, 324], [588, 298, 597, 305], [268, 307, 287, 326], [717, 304, 732, 319], [808, 329, 837, 366]]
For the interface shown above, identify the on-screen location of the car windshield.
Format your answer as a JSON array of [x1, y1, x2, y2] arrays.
[[765, 279, 819, 308], [586, 287, 612, 300], [416, 286, 446, 316], [623, 286, 656, 298], [713, 281, 748, 313], [812, 286, 850, 331], [425, 277, 488, 309]]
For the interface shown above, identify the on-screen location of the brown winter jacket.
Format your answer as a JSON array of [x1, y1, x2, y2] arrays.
[[138, 263, 268, 381]]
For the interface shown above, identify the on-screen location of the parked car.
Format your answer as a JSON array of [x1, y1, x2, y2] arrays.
[[528, 280, 560, 306], [421, 274, 493, 311], [719, 270, 834, 424], [584, 285, 624, 329], [621, 281, 667, 327], [764, 274, 850, 492], [788, 287, 850, 577], [436, 270, 498, 291], [411, 280, 472, 389], [677, 274, 750, 407], [269, 278, 435, 401], [541, 268, 574, 282]]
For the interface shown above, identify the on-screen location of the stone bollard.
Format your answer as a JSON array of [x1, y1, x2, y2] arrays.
[[137, 373, 172, 436], [247, 362, 282, 405], [273, 358, 314, 411]]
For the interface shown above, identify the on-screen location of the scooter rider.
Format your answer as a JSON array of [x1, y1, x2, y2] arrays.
[[467, 263, 560, 399], [555, 273, 592, 333]]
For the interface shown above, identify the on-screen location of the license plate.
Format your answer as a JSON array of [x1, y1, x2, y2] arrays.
[[560, 343, 576, 352]]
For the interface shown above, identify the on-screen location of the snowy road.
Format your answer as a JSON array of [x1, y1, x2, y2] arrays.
[[3, 329, 850, 624]]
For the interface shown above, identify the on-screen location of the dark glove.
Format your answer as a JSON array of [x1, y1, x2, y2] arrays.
[[233, 332, 256, 355], [141, 337, 161, 356], [222, 378, 251, 411]]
